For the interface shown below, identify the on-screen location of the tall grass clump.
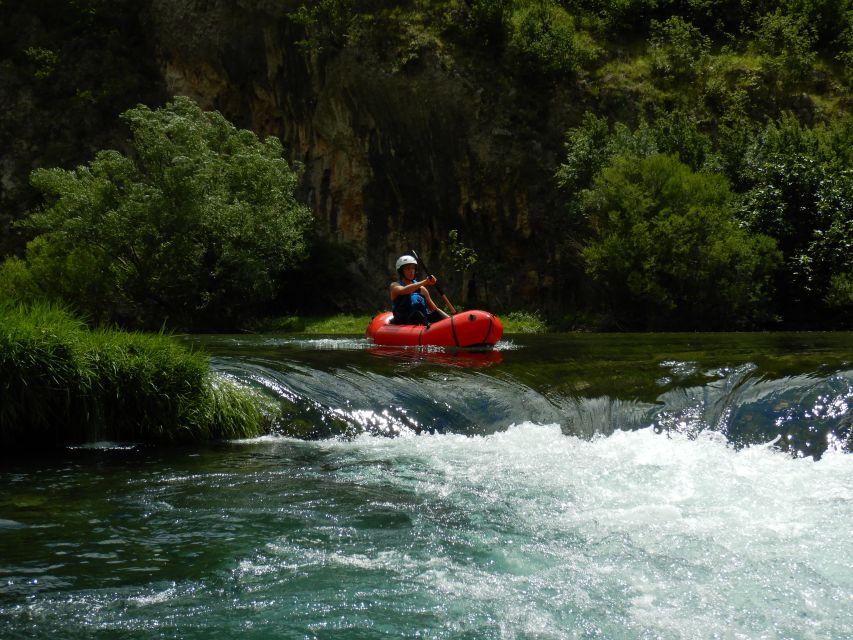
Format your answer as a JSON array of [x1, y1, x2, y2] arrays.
[[502, 310, 548, 333], [0, 303, 271, 450]]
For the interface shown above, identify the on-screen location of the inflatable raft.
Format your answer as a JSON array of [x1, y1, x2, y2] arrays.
[[365, 310, 503, 348]]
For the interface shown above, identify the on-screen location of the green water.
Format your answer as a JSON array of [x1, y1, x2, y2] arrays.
[[1, 332, 852, 638]]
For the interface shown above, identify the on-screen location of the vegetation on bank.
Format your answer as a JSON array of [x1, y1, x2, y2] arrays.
[[247, 310, 547, 333], [557, 107, 853, 330], [1, 97, 312, 331], [0, 303, 542, 449], [290, 0, 853, 330], [0, 304, 273, 451], [1, 1, 851, 330]]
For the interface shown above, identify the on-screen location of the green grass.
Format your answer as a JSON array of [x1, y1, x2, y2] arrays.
[[501, 310, 549, 334], [0, 303, 272, 450], [250, 310, 549, 334], [243, 314, 373, 334], [302, 314, 374, 333]]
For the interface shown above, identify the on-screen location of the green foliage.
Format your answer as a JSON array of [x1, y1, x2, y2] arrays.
[[753, 9, 817, 82], [557, 110, 712, 198], [738, 113, 853, 319], [778, 0, 851, 55], [454, 0, 512, 48], [577, 154, 780, 329], [23, 46, 60, 80], [649, 16, 711, 82], [12, 96, 312, 330], [557, 113, 656, 202], [652, 109, 715, 172], [503, 310, 548, 333], [290, 0, 360, 50], [0, 303, 271, 450], [447, 228, 479, 272], [0, 256, 42, 304], [556, 112, 614, 197], [825, 271, 853, 311], [507, 0, 598, 74]]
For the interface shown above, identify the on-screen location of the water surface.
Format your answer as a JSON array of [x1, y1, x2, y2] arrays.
[[1, 332, 852, 638]]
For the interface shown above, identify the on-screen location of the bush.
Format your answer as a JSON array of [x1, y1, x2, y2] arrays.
[[577, 154, 780, 329], [557, 110, 712, 197], [507, 1, 598, 74], [557, 113, 656, 200], [503, 310, 548, 333], [454, 0, 512, 49], [754, 9, 817, 83], [12, 96, 312, 330], [649, 16, 711, 82], [0, 256, 41, 304], [738, 113, 853, 321]]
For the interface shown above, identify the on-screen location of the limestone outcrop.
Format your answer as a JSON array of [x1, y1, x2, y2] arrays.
[[146, 1, 573, 310]]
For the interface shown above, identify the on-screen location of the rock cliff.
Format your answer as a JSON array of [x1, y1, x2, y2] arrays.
[[146, 1, 577, 312]]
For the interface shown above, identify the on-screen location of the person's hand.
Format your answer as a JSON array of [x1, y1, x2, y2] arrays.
[[424, 275, 437, 286]]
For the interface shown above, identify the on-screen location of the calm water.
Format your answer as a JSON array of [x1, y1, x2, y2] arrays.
[[1, 332, 852, 639]]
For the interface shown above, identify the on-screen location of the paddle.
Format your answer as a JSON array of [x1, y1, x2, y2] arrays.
[[410, 249, 457, 315]]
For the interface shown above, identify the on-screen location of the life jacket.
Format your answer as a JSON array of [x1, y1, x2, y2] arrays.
[[392, 279, 427, 322]]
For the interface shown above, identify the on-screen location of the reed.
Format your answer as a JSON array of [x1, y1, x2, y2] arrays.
[[0, 303, 270, 449]]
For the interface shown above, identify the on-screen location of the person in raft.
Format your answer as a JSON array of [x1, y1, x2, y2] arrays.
[[390, 254, 450, 325]]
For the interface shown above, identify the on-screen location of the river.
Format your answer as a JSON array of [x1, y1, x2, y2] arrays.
[[1, 332, 852, 638]]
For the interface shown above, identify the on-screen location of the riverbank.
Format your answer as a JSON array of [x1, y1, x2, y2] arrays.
[[247, 310, 548, 334], [0, 304, 272, 450], [0, 305, 545, 449]]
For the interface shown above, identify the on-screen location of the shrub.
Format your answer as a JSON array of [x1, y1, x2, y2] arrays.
[[290, 0, 361, 50], [557, 113, 657, 201], [754, 9, 817, 82], [649, 16, 711, 82], [738, 113, 853, 321], [0, 256, 41, 304], [14, 96, 312, 330], [456, 0, 512, 49], [503, 310, 548, 333], [557, 110, 712, 197], [507, 1, 597, 74], [577, 154, 780, 329]]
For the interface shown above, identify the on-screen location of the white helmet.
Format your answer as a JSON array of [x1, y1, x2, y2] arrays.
[[395, 254, 418, 270]]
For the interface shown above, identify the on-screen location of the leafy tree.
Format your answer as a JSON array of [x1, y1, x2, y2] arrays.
[[577, 154, 780, 329], [649, 16, 711, 83], [507, 0, 599, 74], [289, 0, 361, 50], [556, 112, 656, 198], [754, 9, 817, 83], [4, 96, 312, 329], [738, 113, 853, 322], [557, 110, 712, 198], [460, 0, 512, 46], [778, 0, 852, 55]]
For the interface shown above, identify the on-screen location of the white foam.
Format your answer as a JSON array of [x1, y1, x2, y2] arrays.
[[314, 424, 853, 637]]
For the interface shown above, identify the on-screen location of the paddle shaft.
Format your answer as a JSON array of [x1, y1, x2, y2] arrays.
[[410, 249, 457, 315]]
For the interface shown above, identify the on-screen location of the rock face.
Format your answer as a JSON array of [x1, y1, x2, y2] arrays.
[[152, 2, 577, 310]]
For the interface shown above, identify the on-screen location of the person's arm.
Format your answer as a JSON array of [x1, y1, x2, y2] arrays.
[[420, 287, 436, 311], [390, 275, 437, 300], [421, 287, 450, 317]]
